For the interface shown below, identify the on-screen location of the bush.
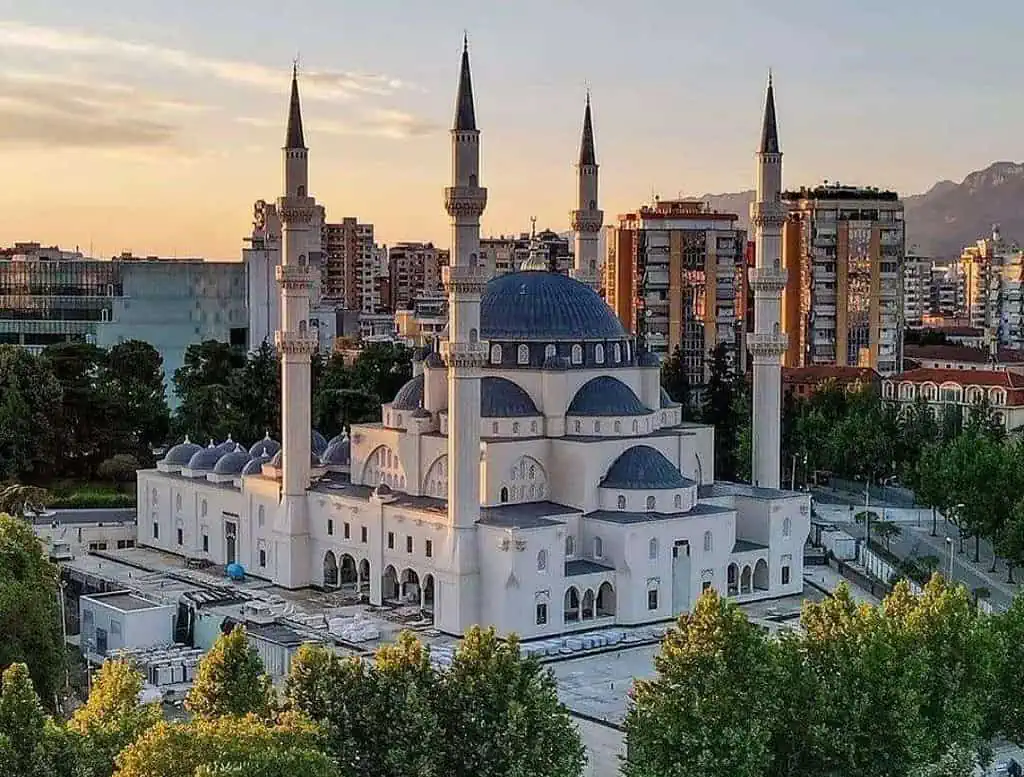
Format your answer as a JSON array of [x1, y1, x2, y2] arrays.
[[49, 491, 134, 509]]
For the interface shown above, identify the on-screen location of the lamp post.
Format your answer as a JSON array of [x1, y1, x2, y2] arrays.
[[881, 474, 898, 526], [952, 502, 966, 554], [945, 536, 955, 583]]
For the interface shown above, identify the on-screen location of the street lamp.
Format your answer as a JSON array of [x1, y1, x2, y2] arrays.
[[945, 536, 954, 582], [881, 474, 898, 525]]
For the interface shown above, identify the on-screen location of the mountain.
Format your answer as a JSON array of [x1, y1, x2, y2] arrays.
[[697, 161, 1024, 260]]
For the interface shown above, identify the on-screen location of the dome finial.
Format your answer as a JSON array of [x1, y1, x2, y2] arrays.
[[183, 434, 191, 444]]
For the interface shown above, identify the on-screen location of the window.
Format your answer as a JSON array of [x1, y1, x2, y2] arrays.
[[500, 487, 509, 503], [203, 534, 209, 552], [361, 526, 368, 543], [703, 530, 713, 552], [537, 549, 548, 571], [648, 538, 658, 560], [492, 421, 499, 434], [783, 517, 792, 538], [595, 344, 605, 364], [574, 420, 581, 433], [176, 528, 183, 546], [647, 589, 659, 610], [565, 535, 575, 556], [614, 420, 621, 433], [406, 535, 413, 553], [646, 495, 656, 511], [617, 495, 626, 510], [201, 499, 207, 517], [175, 494, 182, 512], [594, 537, 604, 558], [116, 539, 127, 549], [782, 566, 791, 585], [536, 603, 548, 625], [512, 422, 520, 434], [545, 344, 556, 359], [426, 539, 433, 558], [258, 506, 265, 527], [633, 420, 639, 433], [517, 344, 529, 365], [388, 532, 395, 549], [490, 344, 502, 364], [594, 421, 601, 433], [571, 344, 583, 364], [327, 519, 334, 536], [674, 494, 682, 509], [613, 343, 621, 363], [344, 522, 351, 539], [530, 420, 537, 433], [259, 549, 267, 567], [702, 580, 712, 592], [153, 522, 159, 539], [126, 539, 135, 548]]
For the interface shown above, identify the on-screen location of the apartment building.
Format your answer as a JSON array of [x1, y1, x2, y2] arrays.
[[479, 228, 572, 278], [387, 242, 448, 310], [902, 252, 932, 328], [929, 261, 965, 321], [781, 184, 905, 375], [322, 217, 379, 311], [605, 198, 747, 384], [959, 227, 1024, 348]]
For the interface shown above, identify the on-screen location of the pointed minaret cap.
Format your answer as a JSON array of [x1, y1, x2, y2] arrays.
[[286, 62, 306, 149], [453, 34, 477, 131], [579, 90, 597, 167], [759, 70, 780, 154]]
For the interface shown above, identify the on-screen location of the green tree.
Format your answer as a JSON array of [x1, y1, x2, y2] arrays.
[[97, 455, 140, 492], [186, 626, 274, 720], [350, 342, 413, 410], [874, 519, 902, 552], [173, 341, 246, 442], [0, 346, 61, 480], [659, 345, 689, 413], [225, 342, 281, 444], [103, 340, 170, 459], [0, 663, 48, 776], [990, 593, 1024, 745], [0, 514, 64, 708], [624, 590, 774, 777], [68, 660, 161, 777], [963, 394, 1005, 442], [0, 484, 50, 517], [915, 442, 951, 537], [702, 344, 744, 481], [898, 396, 940, 483], [437, 626, 584, 777]]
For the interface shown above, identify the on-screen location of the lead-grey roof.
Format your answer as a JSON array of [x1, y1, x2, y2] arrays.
[[481, 377, 539, 417], [600, 445, 696, 490], [164, 439, 202, 466], [587, 502, 733, 524], [392, 373, 425, 410], [478, 501, 580, 529], [285, 66, 306, 149], [733, 539, 769, 552], [241, 454, 269, 476], [699, 482, 794, 501], [249, 435, 280, 457], [312, 429, 329, 456], [639, 351, 661, 367], [760, 73, 780, 154], [187, 444, 222, 472], [320, 438, 350, 466], [660, 387, 681, 408], [453, 36, 477, 131], [568, 377, 651, 417], [213, 445, 251, 475], [481, 271, 627, 341], [578, 94, 596, 167], [565, 559, 613, 576]]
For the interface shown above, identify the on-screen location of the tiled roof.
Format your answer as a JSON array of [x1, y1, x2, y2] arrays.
[[888, 368, 1024, 389], [904, 344, 1024, 364]]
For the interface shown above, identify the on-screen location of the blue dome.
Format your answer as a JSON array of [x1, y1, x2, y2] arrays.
[[213, 445, 251, 475], [481, 377, 539, 418], [187, 443, 222, 471], [568, 377, 651, 417], [424, 352, 445, 369], [249, 435, 280, 457], [312, 430, 329, 456], [241, 454, 269, 476], [164, 439, 202, 466], [321, 438, 351, 466], [660, 387, 680, 408], [639, 351, 661, 367], [481, 271, 627, 340], [215, 437, 238, 454], [392, 374, 425, 410], [601, 445, 695, 490]]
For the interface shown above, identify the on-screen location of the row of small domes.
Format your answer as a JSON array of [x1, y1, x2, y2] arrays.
[[162, 430, 350, 475]]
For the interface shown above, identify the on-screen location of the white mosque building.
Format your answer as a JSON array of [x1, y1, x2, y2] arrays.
[[137, 42, 809, 638]]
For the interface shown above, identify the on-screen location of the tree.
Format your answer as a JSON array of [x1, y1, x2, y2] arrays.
[[659, 345, 689, 412], [173, 341, 246, 443], [963, 394, 1005, 442], [874, 519, 902, 552], [0, 346, 61, 480], [185, 626, 274, 720], [103, 340, 170, 459], [225, 342, 281, 445], [112, 712, 335, 777], [990, 594, 1024, 745], [437, 626, 584, 777], [702, 344, 744, 481], [0, 514, 64, 708], [0, 484, 50, 517], [915, 442, 950, 537], [68, 660, 161, 777], [97, 455, 140, 491], [995, 502, 1024, 585], [0, 663, 48, 776], [624, 590, 775, 777]]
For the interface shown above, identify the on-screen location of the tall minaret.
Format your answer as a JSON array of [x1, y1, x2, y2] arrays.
[[441, 36, 488, 633], [273, 66, 317, 587], [570, 93, 603, 287], [748, 73, 788, 489]]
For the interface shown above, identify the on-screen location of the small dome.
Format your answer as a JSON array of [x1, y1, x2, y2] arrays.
[[568, 377, 651, 417], [481, 271, 627, 340], [374, 482, 393, 497], [639, 351, 661, 367], [215, 436, 238, 454], [270, 450, 283, 469], [241, 453, 270, 476], [321, 438, 351, 466], [412, 346, 431, 362], [412, 407, 431, 418], [392, 373, 425, 410], [213, 444, 252, 475], [543, 355, 569, 371], [660, 387, 681, 408], [164, 438, 202, 466], [601, 445, 695, 490], [249, 434, 280, 457], [481, 377, 539, 418], [187, 443, 222, 472], [424, 352, 445, 369], [312, 430, 329, 456], [326, 432, 348, 447]]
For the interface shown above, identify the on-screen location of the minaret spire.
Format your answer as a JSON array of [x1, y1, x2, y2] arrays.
[[570, 91, 602, 287], [285, 63, 306, 149], [759, 70, 779, 155], [579, 91, 596, 167], [453, 34, 476, 131]]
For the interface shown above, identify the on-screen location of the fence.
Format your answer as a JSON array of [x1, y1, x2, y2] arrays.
[[858, 546, 923, 596], [828, 477, 917, 507]]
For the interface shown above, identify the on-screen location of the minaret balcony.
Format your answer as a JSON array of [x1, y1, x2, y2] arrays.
[[274, 330, 319, 355], [750, 201, 786, 227], [748, 267, 788, 293], [275, 264, 315, 290], [747, 332, 789, 357], [444, 186, 488, 218], [440, 340, 489, 369], [570, 209, 604, 233], [443, 265, 490, 294]]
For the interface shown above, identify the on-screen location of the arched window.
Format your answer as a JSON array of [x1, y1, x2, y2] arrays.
[[594, 421, 601, 433], [500, 487, 509, 503], [297, 185, 306, 197], [632, 420, 639, 433], [517, 344, 529, 365], [574, 420, 581, 433], [175, 494, 182, 512], [490, 344, 502, 364], [201, 499, 208, 518], [258, 505, 265, 527], [703, 530, 713, 552], [299, 320, 307, 333], [613, 343, 622, 363], [545, 344, 556, 359], [530, 420, 537, 433], [646, 495, 656, 511], [512, 422, 520, 434], [783, 517, 792, 538], [469, 328, 478, 343], [674, 494, 682, 509], [595, 344, 605, 364], [594, 536, 603, 558], [617, 495, 626, 510], [614, 420, 621, 433], [492, 421, 499, 434], [648, 538, 658, 560], [469, 173, 478, 187], [565, 535, 576, 556], [537, 549, 548, 571], [571, 344, 583, 364]]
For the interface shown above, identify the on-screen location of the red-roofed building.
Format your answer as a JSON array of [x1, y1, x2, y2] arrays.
[[882, 367, 1024, 431], [783, 366, 880, 399], [903, 344, 1024, 374]]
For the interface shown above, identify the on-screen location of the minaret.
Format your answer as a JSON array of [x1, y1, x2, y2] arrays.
[[273, 65, 317, 587], [748, 73, 788, 489], [441, 36, 488, 633], [570, 92, 603, 287]]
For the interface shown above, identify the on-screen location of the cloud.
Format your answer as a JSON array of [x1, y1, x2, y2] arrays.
[[236, 108, 439, 140], [0, 72, 183, 148], [0, 21, 409, 101]]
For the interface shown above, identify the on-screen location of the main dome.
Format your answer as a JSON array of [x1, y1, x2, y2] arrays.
[[481, 271, 627, 341]]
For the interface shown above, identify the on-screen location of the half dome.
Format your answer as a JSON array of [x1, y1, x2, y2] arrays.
[[568, 377, 651, 417], [601, 445, 695, 490], [392, 373, 425, 410], [481, 377, 539, 417]]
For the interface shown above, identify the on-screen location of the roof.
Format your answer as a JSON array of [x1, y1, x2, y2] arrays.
[[565, 559, 614, 576], [31, 508, 136, 526], [888, 367, 1024, 390], [600, 445, 695, 490], [699, 482, 795, 501], [578, 93, 596, 167], [587, 502, 733, 525], [391, 373, 425, 410], [213, 446, 251, 475], [285, 66, 306, 149], [164, 439, 201, 466], [759, 73, 780, 154], [660, 387, 680, 408], [481, 377, 539, 417], [782, 366, 880, 384], [187, 444, 222, 471], [903, 344, 1024, 364], [568, 377, 650, 417], [733, 539, 769, 553], [83, 591, 168, 612], [477, 501, 580, 529], [249, 435, 280, 457], [480, 271, 627, 341], [453, 36, 476, 131], [245, 622, 308, 647]]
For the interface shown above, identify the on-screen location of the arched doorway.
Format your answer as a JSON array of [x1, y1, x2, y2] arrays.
[[323, 551, 339, 588], [727, 563, 739, 596], [339, 554, 358, 588], [596, 582, 616, 616], [740, 565, 752, 594], [581, 589, 595, 620], [400, 568, 420, 605], [382, 565, 399, 602], [359, 559, 371, 596], [564, 587, 580, 623], [423, 574, 435, 615], [753, 559, 769, 591]]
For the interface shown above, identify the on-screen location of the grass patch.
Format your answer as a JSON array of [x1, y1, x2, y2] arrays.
[[43, 480, 135, 509]]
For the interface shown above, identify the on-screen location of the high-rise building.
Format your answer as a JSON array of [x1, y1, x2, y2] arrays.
[[321, 217, 377, 311], [387, 242, 448, 310], [605, 198, 748, 385], [902, 251, 932, 329], [781, 184, 905, 375], [960, 226, 1024, 347], [929, 261, 965, 321]]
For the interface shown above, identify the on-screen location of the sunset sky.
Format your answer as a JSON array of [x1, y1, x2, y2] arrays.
[[0, 0, 1020, 259]]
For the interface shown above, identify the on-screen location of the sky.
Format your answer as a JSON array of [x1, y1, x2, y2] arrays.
[[0, 0, 1020, 259]]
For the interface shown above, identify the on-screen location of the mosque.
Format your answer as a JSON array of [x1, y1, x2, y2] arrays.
[[137, 42, 808, 637]]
